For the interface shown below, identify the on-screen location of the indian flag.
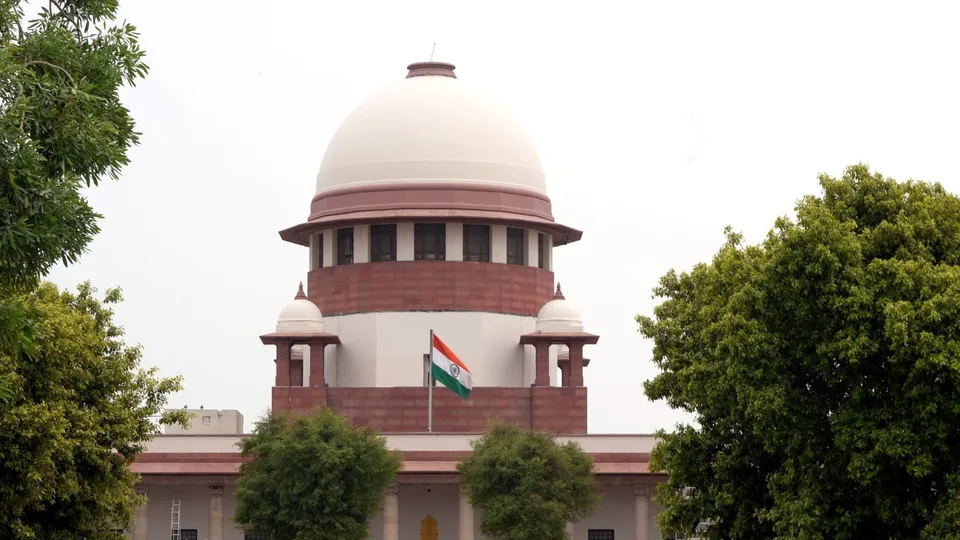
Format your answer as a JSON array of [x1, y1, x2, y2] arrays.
[[430, 333, 473, 399]]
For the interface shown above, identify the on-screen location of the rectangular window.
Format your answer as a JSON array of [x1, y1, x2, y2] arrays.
[[538, 233, 548, 269], [414, 223, 446, 261], [336, 227, 354, 265], [506, 227, 525, 265], [370, 224, 397, 262], [315, 233, 324, 269], [589, 530, 615, 540], [244, 533, 271, 540], [422, 354, 438, 387], [173, 530, 199, 540], [463, 224, 491, 262]]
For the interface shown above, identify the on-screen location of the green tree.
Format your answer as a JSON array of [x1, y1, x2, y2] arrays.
[[0, 282, 185, 539], [235, 408, 404, 540], [457, 422, 600, 540], [638, 164, 960, 539], [0, 0, 146, 289]]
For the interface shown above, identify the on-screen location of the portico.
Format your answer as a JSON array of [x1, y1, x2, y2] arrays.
[[127, 433, 665, 540], [379, 478, 657, 540]]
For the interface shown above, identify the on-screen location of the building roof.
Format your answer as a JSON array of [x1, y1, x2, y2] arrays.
[[131, 433, 661, 477]]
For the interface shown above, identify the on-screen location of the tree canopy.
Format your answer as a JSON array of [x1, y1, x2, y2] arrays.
[[0, 3, 185, 537], [639, 164, 960, 539], [234, 408, 404, 540], [457, 422, 600, 540], [0, 282, 185, 539], [0, 0, 147, 290]]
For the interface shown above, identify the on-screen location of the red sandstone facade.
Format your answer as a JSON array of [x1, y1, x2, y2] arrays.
[[307, 261, 555, 316]]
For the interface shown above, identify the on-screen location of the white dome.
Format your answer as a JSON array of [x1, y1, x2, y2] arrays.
[[315, 62, 546, 196], [536, 284, 583, 333], [276, 284, 324, 332]]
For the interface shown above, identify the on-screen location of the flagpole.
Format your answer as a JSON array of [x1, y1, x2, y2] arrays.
[[427, 329, 435, 433]]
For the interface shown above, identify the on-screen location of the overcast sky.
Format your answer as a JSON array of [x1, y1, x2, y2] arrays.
[[48, 1, 960, 433]]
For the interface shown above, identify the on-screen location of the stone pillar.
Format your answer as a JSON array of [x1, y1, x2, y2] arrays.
[[383, 483, 399, 540], [133, 486, 148, 540], [534, 342, 550, 386], [634, 484, 652, 540], [567, 342, 584, 387], [559, 362, 570, 387], [309, 339, 325, 387], [459, 484, 475, 540], [209, 485, 224, 540], [566, 521, 575, 538], [275, 340, 291, 386]]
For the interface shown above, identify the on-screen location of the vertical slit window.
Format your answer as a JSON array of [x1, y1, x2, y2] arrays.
[[414, 223, 446, 261], [336, 228, 354, 265], [463, 224, 491, 262]]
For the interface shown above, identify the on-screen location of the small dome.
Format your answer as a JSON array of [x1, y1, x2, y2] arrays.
[[315, 61, 546, 197], [276, 283, 324, 332], [536, 283, 583, 332]]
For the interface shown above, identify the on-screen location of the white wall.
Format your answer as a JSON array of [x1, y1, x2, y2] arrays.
[[322, 311, 539, 388], [143, 484, 211, 540], [130, 482, 661, 540], [143, 434, 659, 454], [164, 410, 244, 435]]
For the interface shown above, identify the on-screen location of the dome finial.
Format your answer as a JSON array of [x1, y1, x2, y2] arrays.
[[295, 282, 307, 300], [554, 283, 564, 300], [406, 61, 457, 79]]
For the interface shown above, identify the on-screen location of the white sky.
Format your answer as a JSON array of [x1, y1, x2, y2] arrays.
[[48, 1, 960, 433]]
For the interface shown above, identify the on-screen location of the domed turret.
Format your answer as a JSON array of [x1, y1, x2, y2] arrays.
[[276, 283, 324, 332], [536, 284, 583, 333]]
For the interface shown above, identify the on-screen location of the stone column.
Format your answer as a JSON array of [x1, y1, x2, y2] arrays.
[[534, 342, 550, 386], [634, 484, 652, 540], [567, 342, 584, 387], [133, 487, 148, 540], [566, 521, 575, 538], [383, 483, 399, 540], [275, 340, 291, 386], [209, 485, 224, 540], [309, 339, 325, 387], [459, 484, 474, 540]]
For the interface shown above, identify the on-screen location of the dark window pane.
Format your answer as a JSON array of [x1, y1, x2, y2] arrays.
[[370, 224, 397, 262], [173, 530, 199, 540], [588, 530, 615, 540], [463, 224, 491, 262], [507, 227, 525, 265], [415, 223, 446, 261], [538, 233, 547, 269], [244, 533, 271, 540], [337, 228, 354, 265]]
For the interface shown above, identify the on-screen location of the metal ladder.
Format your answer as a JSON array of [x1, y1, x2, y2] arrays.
[[170, 500, 181, 540]]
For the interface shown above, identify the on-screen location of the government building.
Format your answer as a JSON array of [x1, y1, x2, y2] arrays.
[[126, 61, 673, 540]]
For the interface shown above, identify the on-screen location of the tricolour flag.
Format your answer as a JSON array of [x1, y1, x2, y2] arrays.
[[430, 333, 473, 399]]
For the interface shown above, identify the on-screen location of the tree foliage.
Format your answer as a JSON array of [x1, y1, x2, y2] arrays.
[[235, 408, 404, 540], [639, 164, 960, 539], [0, 282, 185, 539], [0, 0, 147, 289], [457, 422, 600, 540]]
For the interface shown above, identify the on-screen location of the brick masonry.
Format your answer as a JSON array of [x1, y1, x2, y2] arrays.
[[307, 261, 554, 316], [272, 386, 588, 435]]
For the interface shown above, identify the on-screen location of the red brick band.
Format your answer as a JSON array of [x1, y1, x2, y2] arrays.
[[307, 261, 554, 316], [272, 386, 588, 435], [309, 182, 554, 222]]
